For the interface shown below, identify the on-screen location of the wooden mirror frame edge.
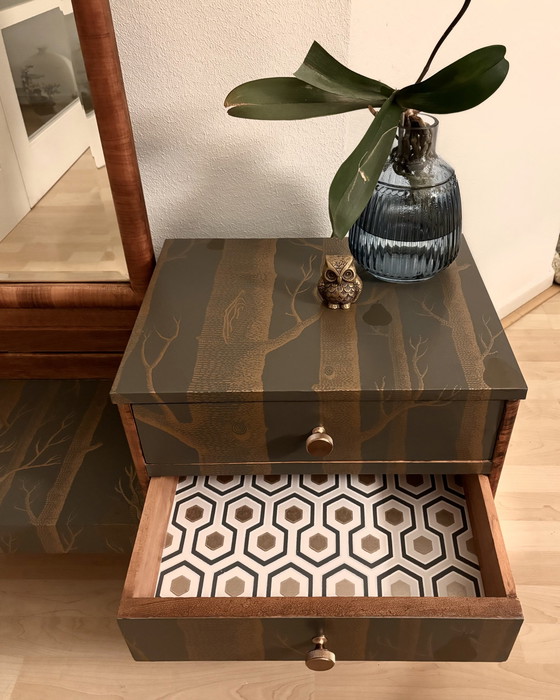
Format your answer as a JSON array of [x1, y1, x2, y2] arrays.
[[0, 0, 155, 378]]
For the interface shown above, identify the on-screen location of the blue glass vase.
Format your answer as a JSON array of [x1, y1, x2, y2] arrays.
[[349, 114, 461, 283]]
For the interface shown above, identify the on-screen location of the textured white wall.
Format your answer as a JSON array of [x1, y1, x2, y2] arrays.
[[113, 0, 559, 316], [348, 0, 560, 317], [112, 0, 351, 255]]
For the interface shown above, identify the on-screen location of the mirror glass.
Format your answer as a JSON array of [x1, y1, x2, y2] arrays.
[[0, 0, 128, 282]]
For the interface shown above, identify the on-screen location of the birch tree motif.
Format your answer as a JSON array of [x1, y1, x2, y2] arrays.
[[356, 290, 452, 462], [34, 383, 106, 551], [417, 263, 504, 455], [131, 240, 494, 471], [114, 240, 195, 388], [315, 293, 363, 471], [364, 285, 414, 464], [115, 463, 143, 522], [316, 271, 458, 468], [0, 382, 106, 553], [0, 382, 64, 508], [417, 264, 504, 389], [16, 480, 84, 553], [136, 239, 322, 467]]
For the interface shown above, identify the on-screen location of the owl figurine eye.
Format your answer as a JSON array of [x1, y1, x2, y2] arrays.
[[343, 269, 355, 280], [325, 269, 337, 281]]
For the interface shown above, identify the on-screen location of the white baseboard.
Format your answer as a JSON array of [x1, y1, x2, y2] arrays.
[[497, 273, 556, 319]]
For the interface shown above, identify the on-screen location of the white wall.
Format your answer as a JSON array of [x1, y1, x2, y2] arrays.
[[112, 0, 351, 254], [113, 0, 559, 317], [348, 0, 560, 317]]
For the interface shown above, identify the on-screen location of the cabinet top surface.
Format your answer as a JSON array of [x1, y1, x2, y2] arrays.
[[111, 238, 526, 404]]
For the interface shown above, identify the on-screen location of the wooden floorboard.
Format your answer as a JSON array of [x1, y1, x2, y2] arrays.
[[1, 295, 559, 698], [0, 151, 128, 283]]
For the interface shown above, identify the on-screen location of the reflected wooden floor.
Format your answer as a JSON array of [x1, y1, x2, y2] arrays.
[[0, 293, 559, 699], [0, 151, 128, 283]]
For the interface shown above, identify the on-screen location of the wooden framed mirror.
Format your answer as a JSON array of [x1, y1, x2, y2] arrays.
[[0, 0, 154, 378]]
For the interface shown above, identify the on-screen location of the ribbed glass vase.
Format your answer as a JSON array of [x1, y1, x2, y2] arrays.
[[348, 114, 461, 283]]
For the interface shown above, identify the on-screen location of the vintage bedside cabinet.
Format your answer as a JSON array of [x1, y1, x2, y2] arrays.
[[111, 237, 527, 668]]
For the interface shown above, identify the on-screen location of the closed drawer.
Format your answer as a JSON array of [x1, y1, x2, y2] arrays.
[[133, 400, 504, 473], [119, 472, 522, 664]]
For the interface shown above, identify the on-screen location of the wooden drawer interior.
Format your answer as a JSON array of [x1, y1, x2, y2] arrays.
[[119, 473, 522, 663], [133, 399, 504, 470]]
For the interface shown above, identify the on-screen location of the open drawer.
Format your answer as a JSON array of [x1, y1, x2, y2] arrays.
[[118, 473, 522, 665]]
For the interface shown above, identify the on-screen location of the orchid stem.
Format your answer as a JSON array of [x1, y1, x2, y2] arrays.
[[415, 0, 472, 83]]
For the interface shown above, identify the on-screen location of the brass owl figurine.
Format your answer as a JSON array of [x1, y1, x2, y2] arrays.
[[317, 255, 363, 309]]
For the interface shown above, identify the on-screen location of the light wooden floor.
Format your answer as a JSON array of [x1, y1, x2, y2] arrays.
[[0, 293, 559, 699], [0, 151, 128, 283]]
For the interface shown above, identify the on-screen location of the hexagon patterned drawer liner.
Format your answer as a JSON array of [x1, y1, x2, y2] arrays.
[[156, 473, 483, 598]]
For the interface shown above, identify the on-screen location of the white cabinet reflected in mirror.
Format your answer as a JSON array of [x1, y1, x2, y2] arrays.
[[0, 0, 127, 282]]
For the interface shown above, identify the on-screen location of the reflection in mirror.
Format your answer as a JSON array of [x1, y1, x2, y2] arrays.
[[0, 0, 128, 282]]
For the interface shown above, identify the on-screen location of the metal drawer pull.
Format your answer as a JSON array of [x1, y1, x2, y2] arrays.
[[305, 635, 336, 671], [305, 426, 334, 457]]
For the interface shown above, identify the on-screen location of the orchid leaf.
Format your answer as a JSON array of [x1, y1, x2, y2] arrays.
[[396, 45, 509, 113], [329, 94, 402, 238], [294, 41, 393, 104], [224, 77, 372, 120]]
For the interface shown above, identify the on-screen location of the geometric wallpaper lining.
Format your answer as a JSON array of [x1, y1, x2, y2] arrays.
[[156, 474, 483, 598]]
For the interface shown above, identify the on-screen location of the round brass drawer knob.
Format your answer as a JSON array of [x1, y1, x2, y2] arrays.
[[305, 426, 334, 457], [305, 635, 336, 672]]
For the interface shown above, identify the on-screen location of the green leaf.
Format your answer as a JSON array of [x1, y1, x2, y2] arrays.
[[396, 45, 509, 114], [329, 94, 402, 239], [224, 77, 372, 120], [294, 41, 394, 104]]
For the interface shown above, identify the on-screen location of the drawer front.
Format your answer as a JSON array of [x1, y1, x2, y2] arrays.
[[119, 615, 521, 663], [118, 474, 522, 665], [133, 400, 503, 469]]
